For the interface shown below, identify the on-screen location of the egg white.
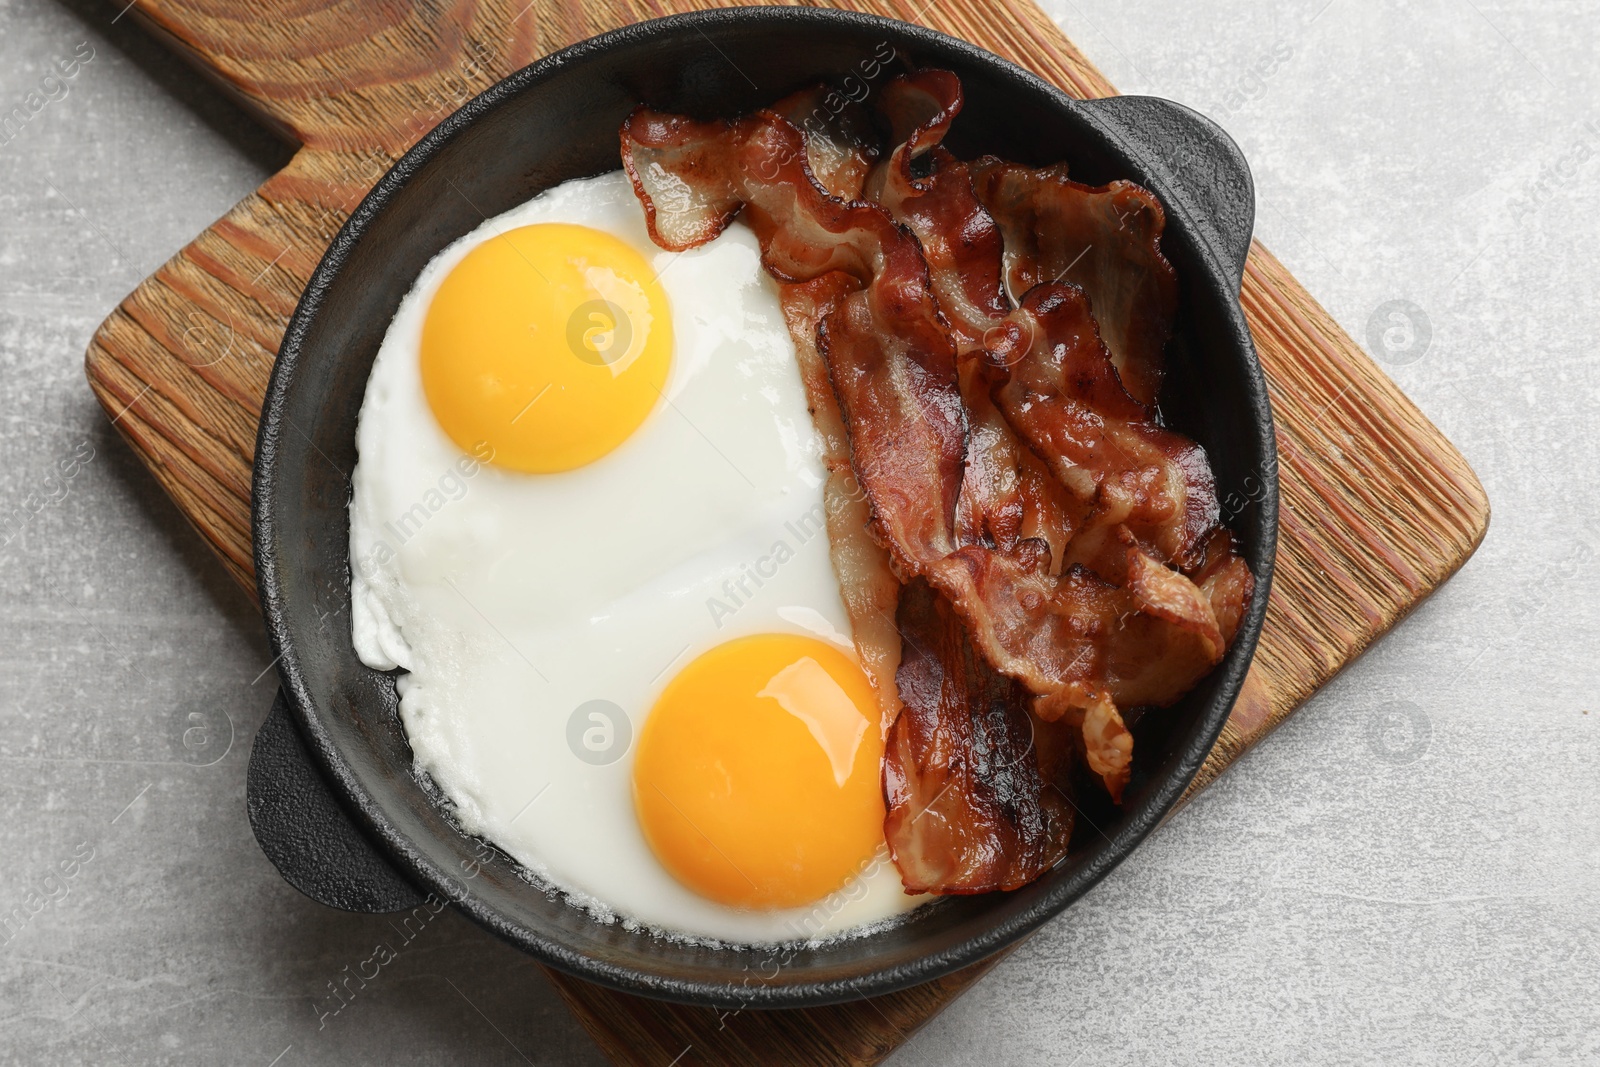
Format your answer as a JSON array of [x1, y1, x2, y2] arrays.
[[348, 171, 924, 943]]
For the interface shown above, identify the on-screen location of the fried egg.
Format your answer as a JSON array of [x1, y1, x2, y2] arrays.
[[349, 171, 923, 942]]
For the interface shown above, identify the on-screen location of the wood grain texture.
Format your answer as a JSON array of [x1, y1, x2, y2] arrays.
[[84, 0, 1489, 1063]]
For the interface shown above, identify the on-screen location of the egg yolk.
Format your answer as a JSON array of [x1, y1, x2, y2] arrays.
[[632, 634, 885, 910], [420, 222, 672, 473]]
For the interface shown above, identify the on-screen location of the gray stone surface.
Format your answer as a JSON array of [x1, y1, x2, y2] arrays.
[[0, 0, 1593, 1063]]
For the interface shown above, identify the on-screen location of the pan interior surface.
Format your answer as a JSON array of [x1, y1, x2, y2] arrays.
[[256, 8, 1275, 1006]]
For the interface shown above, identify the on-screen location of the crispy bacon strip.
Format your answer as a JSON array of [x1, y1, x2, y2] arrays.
[[938, 535, 1234, 734], [927, 543, 1227, 719], [848, 79, 1232, 709], [970, 157, 1178, 407], [844, 88, 1245, 723], [867, 69, 960, 181], [885, 578, 1072, 893], [856, 76, 1212, 570]]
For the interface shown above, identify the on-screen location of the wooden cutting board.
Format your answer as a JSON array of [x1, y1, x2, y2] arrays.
[[85, 0, 1489, 1062]]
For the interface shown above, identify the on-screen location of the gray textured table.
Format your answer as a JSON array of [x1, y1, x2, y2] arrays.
[[2, 0, 1595, 1063]]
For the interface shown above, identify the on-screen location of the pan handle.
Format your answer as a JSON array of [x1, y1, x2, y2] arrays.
[[247, 691, 426, 913], [1079, 95, 1256, 293]]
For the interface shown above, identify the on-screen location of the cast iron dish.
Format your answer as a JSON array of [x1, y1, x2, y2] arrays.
[[250, 6, 1278, 1007]]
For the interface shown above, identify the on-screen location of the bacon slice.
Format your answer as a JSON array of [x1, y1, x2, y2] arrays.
[[623, 113, 744, 252], [970, 158, 1178, 407], [927, 544, 1226, 719], [1108, 543, 1228, 710], [868, 69, 960, 180], [845, 99, 1238, 721], [884, 578, 1072, 893]]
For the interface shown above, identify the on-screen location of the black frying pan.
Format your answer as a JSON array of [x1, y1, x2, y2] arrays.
[[249, 6, 1278, 1007]]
